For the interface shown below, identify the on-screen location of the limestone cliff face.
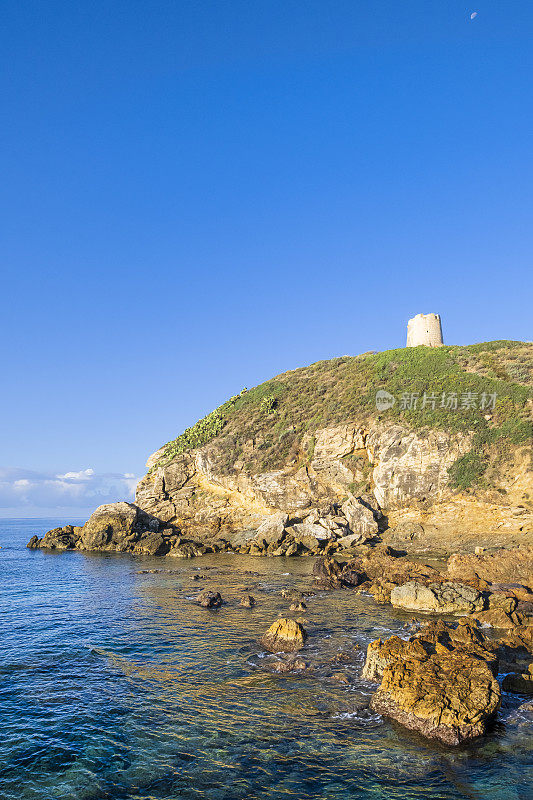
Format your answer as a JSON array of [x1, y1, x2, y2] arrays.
[[134, 420, 530, 543], [366, 424, 473, 509]]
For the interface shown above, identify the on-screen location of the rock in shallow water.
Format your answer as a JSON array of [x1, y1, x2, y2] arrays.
[[27, 526, 82, 550], [290, 601, 307, 611], [27, 502, 175, 554], [261, 618, 307, 652], [196, 590, 223, 608], [271, 657, 308, 673], [502, 665, 533, 694], [363, 620, 501, 745]]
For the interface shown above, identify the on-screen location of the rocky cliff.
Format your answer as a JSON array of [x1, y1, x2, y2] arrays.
[[29, 341, 533, 555]]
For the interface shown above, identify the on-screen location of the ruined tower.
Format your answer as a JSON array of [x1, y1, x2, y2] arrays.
[[406, 313, 444, 347]]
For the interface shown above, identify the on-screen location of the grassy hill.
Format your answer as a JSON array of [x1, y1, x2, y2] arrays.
[[154, 341, 533, 491]]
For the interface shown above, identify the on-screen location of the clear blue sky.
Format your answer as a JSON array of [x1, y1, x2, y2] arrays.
[[1, 1, 532, 515]]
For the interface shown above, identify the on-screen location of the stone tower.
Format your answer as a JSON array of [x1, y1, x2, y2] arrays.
[[406, 313, 444, 347]]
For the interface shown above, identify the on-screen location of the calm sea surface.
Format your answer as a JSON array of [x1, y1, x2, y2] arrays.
[[1, 519, 531, 800]]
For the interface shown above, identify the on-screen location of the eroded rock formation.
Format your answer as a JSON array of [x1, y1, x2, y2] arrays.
[[260, 618, 307, 653], [363, 621, 501, 745]]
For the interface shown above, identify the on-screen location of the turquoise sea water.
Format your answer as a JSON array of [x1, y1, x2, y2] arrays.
[[1, 519, 531, 800]]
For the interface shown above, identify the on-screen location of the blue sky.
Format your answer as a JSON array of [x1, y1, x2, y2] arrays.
[[1, 1, 532, 516]]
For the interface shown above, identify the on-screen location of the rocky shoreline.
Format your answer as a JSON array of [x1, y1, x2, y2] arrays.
[[254, 547, 532, 745], [29, 504, 533, 746], [26, 491, 383, 558], [25, 348, 533, 748]]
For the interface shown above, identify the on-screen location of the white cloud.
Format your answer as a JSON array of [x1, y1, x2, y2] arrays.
[[57, 468, 95, 480], [0, 466, 139, 512]]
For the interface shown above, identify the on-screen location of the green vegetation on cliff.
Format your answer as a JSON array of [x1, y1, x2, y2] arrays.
[[156, 341, 533, 488]]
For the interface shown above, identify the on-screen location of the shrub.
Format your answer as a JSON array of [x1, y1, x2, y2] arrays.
[[158, 409, 225, 466], [260, 395, 278, 415], [448, 452, 487, 490]]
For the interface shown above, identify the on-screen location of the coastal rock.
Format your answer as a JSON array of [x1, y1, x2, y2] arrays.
[[370, 651, 500, 745], [364, 622, 501, 745], [486, 590, 519, 613], [78, 502, 140, 550], [389, 521, 425, 542], [289, 601, 307, 611], [289, 522, 331, 541], [502, 669, 533, 695], [313, 556, 343, 587], [239, 594, 255, 607], [472, 609, 515, 628], [145, 445, 167, 471], [67, 502, 168, 554], [168, 543, 204, 558], [196, 590, 223, 608], [390, 581, 484, 614], [499, 624, 533, 653], [130, 408, 532, 549], [338, 565, 366, 587], [29, 344, 533, 559], [362, 620, 496, 681], [447, 547, 533, 590], [350, 545, 442, 603], [307, 425, 367, 493], [27, 525, 82, 550], [162, 458, 196, 493], [285, 522, 330, 554], [254, 512, 289, 547], [249, 469, 316, 511], [312, 424, 366, 460], [340, 494, 379, 540], [260, 618, 307, 652], [335, 532, 367, 549], [281, 589, 311, 601], [271, 657, 308, 673], [507, 699, 533, 727], [28, 505, 172, 555], [133, 532, 174, 556]]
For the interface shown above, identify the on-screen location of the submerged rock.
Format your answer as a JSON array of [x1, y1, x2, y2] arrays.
[[239, 594, 255, 607], [289, 601, 307, 611], [271, 657, 308, 673], [261, 618, 307, 653]]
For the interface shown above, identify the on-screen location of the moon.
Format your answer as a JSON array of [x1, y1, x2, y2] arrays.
[[470, 11, 478, 19]]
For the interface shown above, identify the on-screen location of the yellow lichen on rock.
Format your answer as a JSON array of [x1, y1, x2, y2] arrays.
[[363, 621, 501, 745], [260, 618, 307, 652]]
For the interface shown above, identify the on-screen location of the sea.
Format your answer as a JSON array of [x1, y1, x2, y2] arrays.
[[1, 519, 531, 800]]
